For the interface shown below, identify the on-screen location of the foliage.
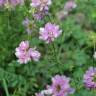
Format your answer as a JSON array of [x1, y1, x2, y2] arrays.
[[0, 0, 96, 96]]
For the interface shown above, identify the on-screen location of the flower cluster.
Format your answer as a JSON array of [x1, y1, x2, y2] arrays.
[[0, 0, 24, 7], [1, 0, 95, 95], [84, 67, 96, 89], [0, 0, 4, 6], [30, 0, 52, 20], [33, 11, 47, 20], [56, 0, 77, 20], [50, 75, 75, 96], [64, 0, 77, 13], [39, 23, 62, 43], [36, 75, 75, 96], [23, 18, 35, 34], [15, 41, 41, 64]]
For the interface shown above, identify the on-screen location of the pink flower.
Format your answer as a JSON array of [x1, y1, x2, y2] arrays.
[[0, 0, 24, 7], [9, 0, 24, 6], [31, 0, 52, 20], [64, 0, 77, 12], [49, 75, 75, 96], [22, 18, 34, 34], [0, 0, 5, 6], [15, 41, 41, 64], [35, 75, 75, 96], [31, 0, 41, 7], [15, 51, 31, 64], [39, 23, 62, 43], [15, 41, 30, 64], [19, 41, 29, 51], [28, 48, 41, 62], [35, 93, 44, 96], [31, 0, 52, 11], [84, 67, 96, 89], [33, 12, 47, 20]]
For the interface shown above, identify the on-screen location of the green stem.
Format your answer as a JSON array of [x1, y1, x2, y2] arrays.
[[92, 88, 96, 94], [2, 79, 10, 96], [52, 43, 62, 74], [58, 30, 65, 62], [28, 33, 31, 41], [6, 9, 11, 31]]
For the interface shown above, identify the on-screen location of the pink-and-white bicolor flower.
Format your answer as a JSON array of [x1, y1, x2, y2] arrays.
[[15, 41, 41, 64], [39, 23, 62, 43]]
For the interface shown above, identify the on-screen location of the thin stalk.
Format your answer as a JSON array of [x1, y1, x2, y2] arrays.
[[2, 79, 10, 96], [58, 30, 65, 62], [52, 42, 62, 74]]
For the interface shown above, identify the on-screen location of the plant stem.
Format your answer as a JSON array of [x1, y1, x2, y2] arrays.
[[2, 79, 10, 96], [52, 42, 62, 74]]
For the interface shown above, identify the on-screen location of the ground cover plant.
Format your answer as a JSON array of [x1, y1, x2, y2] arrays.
[[0, 0, 96, 96]]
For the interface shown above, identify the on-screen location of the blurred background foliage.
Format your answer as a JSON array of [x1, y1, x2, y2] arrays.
[[0, 0, 96, 96]]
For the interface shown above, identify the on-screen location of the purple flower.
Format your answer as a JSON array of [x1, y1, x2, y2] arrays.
[[15, 41, 41, 64], [39, 23, 62, 43], [84, 67, 96, 89], [9, 0, 24, 6], [15, 41, 30, 64], [64, 0, 77, 12], [23, 18, 34, 34], [33, 10, 49, 20], [49, 75, 75, 96], [31, 0, 41, 8], [19, 40, 29, 50], [0, 0, 5, 6], [56, 10, 68, 20], [0, 0, 24, 7], [31, 0, 52, 11], [35, 93, 44, 96], [33, 12, 45, 20], [35, 75, 75, 96], [28, 48, 41, 62], [31, 0, 52, 20]]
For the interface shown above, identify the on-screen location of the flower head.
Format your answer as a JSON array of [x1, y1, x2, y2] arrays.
[[0, 0, 5, 6], [49, 75, 75, 96], [23, 18, 35, 34], [0, 0, 24, 9], [56, 10, 68, 20], [84, 67, 96, 89], [39, 23, 62, 43], [19, 41, 29, 50], [15, 41, 41, 64], [9, 0, 24, 6], [35, 75, 74, 96], [64, 0, 77, 12], [15, 41, 30, 64], [31, 0, 52, 20], [0, 0, 24, 7], [31, 0, 51, 11], [33, 11, 48, 20], [28, 48, 41, 62]]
